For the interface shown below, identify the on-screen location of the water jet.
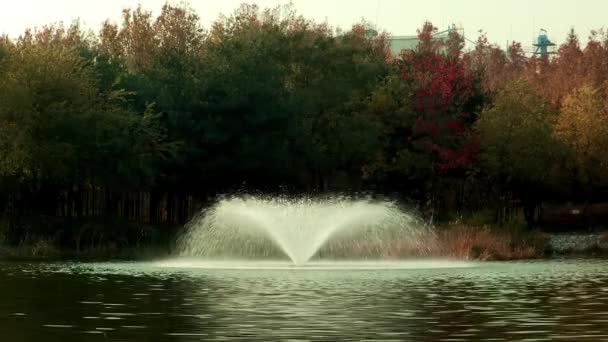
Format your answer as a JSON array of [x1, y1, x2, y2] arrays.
[[177, 196, 426, 265]]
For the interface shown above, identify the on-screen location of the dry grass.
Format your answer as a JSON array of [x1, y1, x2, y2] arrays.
[[30, 238, 61, 258], [0, 238, 60, 260], [428, 224, 548, 260], [0, 221, 548, 261], [319, 236, 432, 259], [317, 224, 548, 261]]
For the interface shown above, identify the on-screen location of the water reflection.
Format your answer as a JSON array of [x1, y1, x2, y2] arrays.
[[1, 260, 608, 341]]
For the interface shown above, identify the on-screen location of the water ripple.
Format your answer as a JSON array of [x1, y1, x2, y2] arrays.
[[1, 260, 608, 341]]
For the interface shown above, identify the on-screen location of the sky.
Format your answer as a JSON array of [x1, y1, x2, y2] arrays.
[[1, 0, 607, 50]]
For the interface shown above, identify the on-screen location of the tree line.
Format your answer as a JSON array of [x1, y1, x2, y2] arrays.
[[1, 3, 608, 243]]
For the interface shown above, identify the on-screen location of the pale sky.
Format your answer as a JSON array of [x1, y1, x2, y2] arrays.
[[1, 0, 607, 49]]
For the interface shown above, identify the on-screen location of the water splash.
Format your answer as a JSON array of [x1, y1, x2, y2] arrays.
[[177, 195, 425, 265]]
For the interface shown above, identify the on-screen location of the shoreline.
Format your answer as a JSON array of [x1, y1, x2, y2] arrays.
[[2, 231, 607, 262]]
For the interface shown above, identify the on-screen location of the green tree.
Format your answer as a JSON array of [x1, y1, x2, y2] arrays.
[[287, 22, 391, 190], [0, 37, 174, 234], [188, 5, 390, 191], [361, 75, 424, 189], [476, 79, 562, 224], [0, 45, 96, 182]]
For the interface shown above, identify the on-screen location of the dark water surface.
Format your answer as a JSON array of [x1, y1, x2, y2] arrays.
[[1, 259, 608, 341]]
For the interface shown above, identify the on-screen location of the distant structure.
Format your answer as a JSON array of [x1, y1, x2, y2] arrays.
[[386, 24, 465, 56], [533, 29, 556, 56], [519, 29, 557, 57], [375, 25, 555, 59]]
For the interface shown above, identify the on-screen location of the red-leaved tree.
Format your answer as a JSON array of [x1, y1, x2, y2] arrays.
[[398, 29, 479, 173]]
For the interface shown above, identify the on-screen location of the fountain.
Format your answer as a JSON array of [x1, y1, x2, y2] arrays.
[[176, 195, 427, 265]]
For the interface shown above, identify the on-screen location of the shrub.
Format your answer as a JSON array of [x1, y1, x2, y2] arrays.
[[429, 224, 547, 260], [30, 238, 60, 258]]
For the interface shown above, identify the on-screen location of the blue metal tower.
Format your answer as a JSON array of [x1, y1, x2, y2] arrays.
[[533, 29, 556, 56]]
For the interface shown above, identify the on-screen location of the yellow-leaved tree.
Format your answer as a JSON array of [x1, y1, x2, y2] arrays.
[[555, 85, 608, 193]]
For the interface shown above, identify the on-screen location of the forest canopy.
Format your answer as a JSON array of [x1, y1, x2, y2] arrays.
[[2, 2, 608, 235]]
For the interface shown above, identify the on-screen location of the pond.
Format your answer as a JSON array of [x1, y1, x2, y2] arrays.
[[1, 259, 608, 341]]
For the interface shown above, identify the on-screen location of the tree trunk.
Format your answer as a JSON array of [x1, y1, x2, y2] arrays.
[[6, 190, 24, 246], [150, 190, 160, 224], [523, 201, 537, 227]]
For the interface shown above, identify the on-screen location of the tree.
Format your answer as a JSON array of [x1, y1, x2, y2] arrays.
[[464, 33, 527, 93], [191, 5, 391, 191], [0, 36, 174, 236], [287, 22, 391, 190], [362, 22, 480, 216], [445, 26, 464, 60], [400, 38, 478, 174], [555, 85, 608, 196], [476, 79, 561, 224], [0, 45, 96, 182], [415, 22, 442, 54], [361, 75, 424, 191]]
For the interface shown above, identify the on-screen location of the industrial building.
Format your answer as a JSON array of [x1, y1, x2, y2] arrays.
[[382, 25, 555, 57], [387, 25, 464, 55]]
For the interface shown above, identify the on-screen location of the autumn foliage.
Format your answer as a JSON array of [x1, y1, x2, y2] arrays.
[[2, 1, 608, 247], [400, 50, 478, 172]]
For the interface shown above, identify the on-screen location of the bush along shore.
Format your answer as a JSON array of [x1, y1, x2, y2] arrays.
[[428, 225, 608, 261], [0, 218, 176, 261], [2, 215, 607, 262]]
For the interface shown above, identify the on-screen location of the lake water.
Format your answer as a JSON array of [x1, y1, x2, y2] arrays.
[[2, 259, 608, 341]]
